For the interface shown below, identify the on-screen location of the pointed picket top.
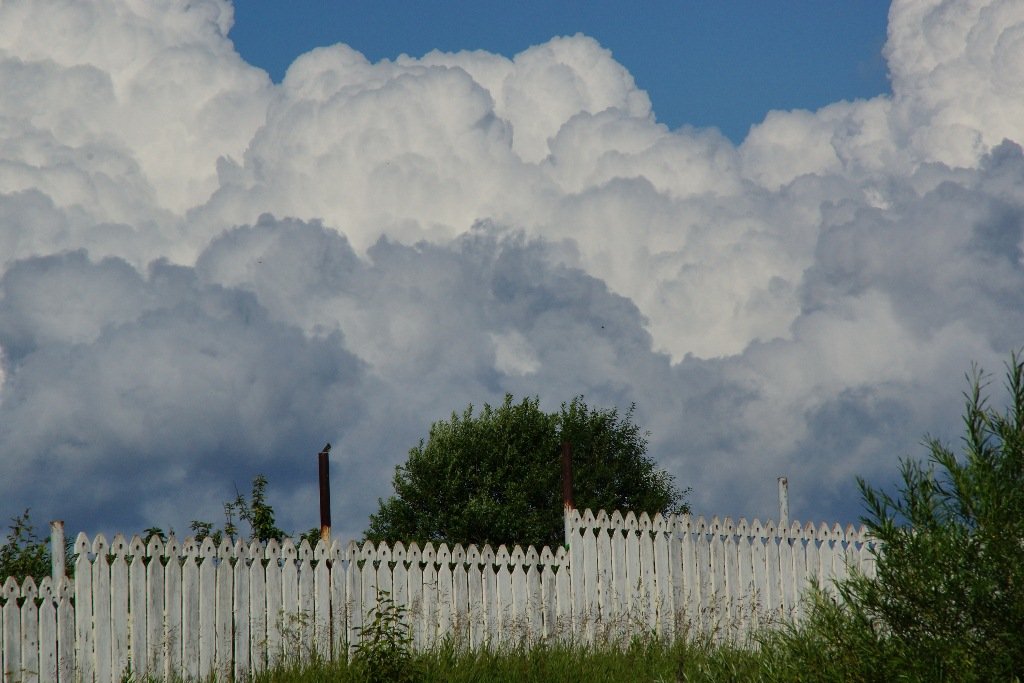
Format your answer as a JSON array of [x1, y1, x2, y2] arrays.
[[539, 546, 554, 566], [214, 535, 229, 559], [196, 536, 215, 560], [129, 535, 146, 557], [610, 509, 625, 528], [845, 523, 859, 543], [525, 546, 539, 565], [345, 540, 359, 563], [480, 544, 494, 566], [146, 534, 164, 558], [595, 509, 609, 526], [677, 513, 693, 535], [735, 518, 749, 536], [280, 538, 297, 562], [298, 538, 314, 562], [465, 545, 480, 566], [554, 545, 568, 566], [165, 535, 181, 557], [111, 533, 129, 558], [450, 544, 465, 564], [248, 539, 264, 562], [376, 542, 392, 565], [495, 544, 511, 566], [831, 522, 844, 541], [92, 533, 109, 556], [21, 575, 37, 600], [3, 575, 19, 599], [570, 508, 583, 526], [358, 540, 376, 564], [695, 515, 709, 534], [709, 516, 721, 535], [406, 542, 421, 564], [181, 536, 199, 559], [393, 541, 407, 564], [58, 575, 73, 599], [637, 511, 651, 531], [800, 521, 814, 541], [233, 539, 249, 562], [815, 522, 830, 542], [764, 520, 777, 538], [510, 546, 526, 565], [38, 576, 54, 600], [786, 520, 801, 539], [436, 543, 451, 565], [75, 531, 90, 555], [624, 511, 639, 531], [313, 539, 329, 562], [750, 518, 764, 537], [265, 538, 282, 561], [421, 543, 436, 564], [582, 509, 596, 527]]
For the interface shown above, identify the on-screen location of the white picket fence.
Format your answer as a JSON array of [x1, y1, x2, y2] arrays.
[[0, 508, 876, 683]]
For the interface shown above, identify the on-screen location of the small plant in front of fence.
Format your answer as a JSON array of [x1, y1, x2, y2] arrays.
[[351, 590, 418, 683]]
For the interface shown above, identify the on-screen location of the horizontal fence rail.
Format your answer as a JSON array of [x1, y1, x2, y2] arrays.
[[0, 509, 876, 683]]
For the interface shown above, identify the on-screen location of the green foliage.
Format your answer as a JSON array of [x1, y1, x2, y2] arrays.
[[188, 473, 286, 545], [763, 353, 1024, 681], [351, 591, 418, 683], [0, 510, 50, 583], [366, 394, 688, 549]]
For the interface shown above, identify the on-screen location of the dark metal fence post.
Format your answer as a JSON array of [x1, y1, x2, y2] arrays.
[[318, 444, 332, 543]]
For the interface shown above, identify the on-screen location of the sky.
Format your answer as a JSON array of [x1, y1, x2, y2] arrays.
[[2, 0, 1024, 544], [228, 1, 893, 143]]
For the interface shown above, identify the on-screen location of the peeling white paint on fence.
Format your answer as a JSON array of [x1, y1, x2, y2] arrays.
[[0, 509, 875, 683]]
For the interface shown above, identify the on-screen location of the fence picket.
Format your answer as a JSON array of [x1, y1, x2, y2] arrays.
[[37, 578, 56, 683], [127, 537, 146, 681], [248, 540, 268, 673], [180, 538, 200, 682], [20, 578, 38, 683], [232, 541, 250, 681]]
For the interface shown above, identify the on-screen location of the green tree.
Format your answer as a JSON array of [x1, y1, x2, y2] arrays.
[[0, 510, 71, 583], [366, 395, 688, 549], [765, 354, 1024, 681]]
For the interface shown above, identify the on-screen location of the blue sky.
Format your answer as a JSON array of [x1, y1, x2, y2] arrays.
[[230, 1, 892, 143]]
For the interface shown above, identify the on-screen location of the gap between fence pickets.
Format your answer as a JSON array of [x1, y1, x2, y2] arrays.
[[0, 507, 876, 683]]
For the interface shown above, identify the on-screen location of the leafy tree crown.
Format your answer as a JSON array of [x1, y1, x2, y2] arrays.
[[366, 395, 688, 549]]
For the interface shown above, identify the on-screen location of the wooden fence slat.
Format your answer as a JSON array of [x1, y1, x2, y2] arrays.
[[162, 537, 182, 683], [20, 578, 38, 683], [127, 537, 146, 680], [75, 534, 94, 683], [214, 539, 233, 681], [248, 540, 268, 672], [312, 541, 330, 660], [37, 578, 57, 683], [264, 540, 283, 669], [108, 535, 129, 683], [436, 545, 453, 644], [297, 540, 314, 655], [328, 540, 346, 660], [56, 578, 74, 683], [233, 541, 251, 682], [403, 544, 420, 652], [179, 538, 200, 682]]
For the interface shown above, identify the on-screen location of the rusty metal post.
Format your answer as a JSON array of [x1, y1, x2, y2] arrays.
[[778, 476, 789, 529], [50, 520, 65, 585], [562, 441, 574, 547], [318, 444, 332, 544]]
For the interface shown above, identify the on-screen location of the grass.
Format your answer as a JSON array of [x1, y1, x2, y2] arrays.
[[247, 636, 766, 683]]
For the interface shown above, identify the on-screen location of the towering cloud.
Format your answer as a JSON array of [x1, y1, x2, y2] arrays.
[[1, 0, 1022, 539]]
